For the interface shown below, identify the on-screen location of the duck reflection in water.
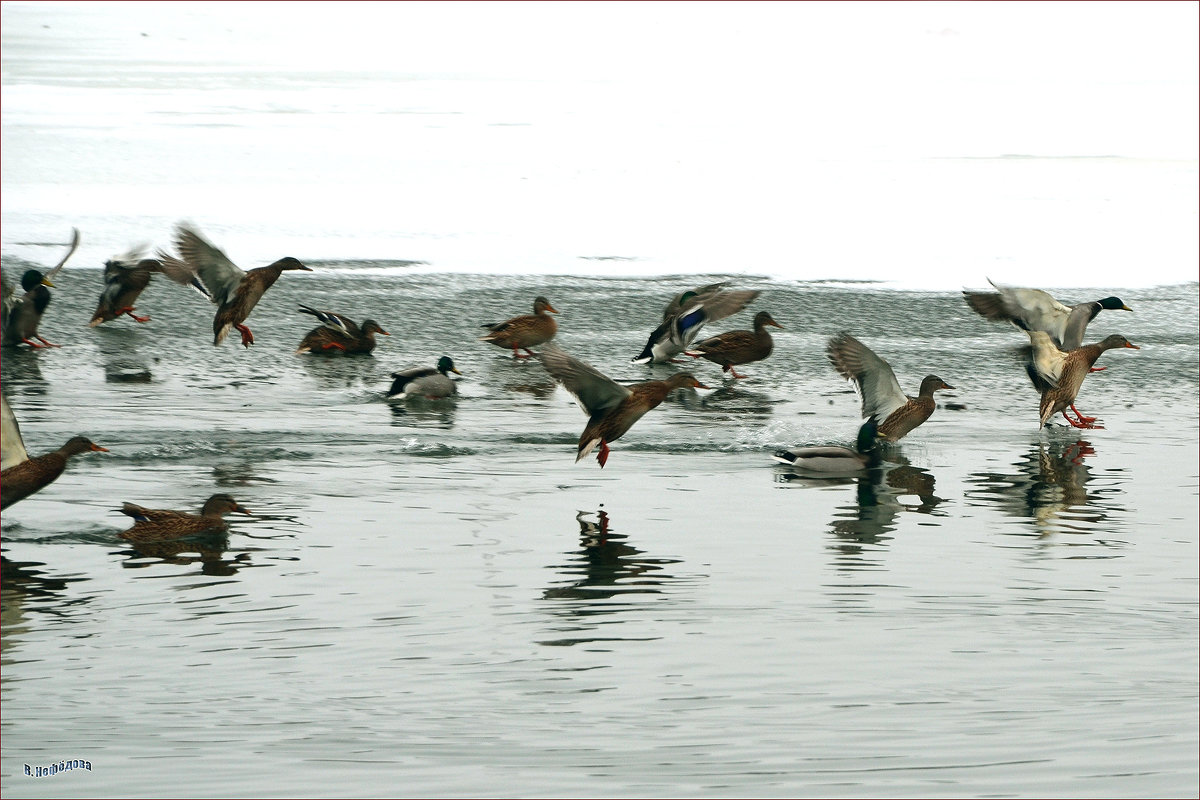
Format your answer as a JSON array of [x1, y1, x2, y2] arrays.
[[966, 437, 1120, 540], [118, 532, 251, 577], [541, 506, 683, 630]]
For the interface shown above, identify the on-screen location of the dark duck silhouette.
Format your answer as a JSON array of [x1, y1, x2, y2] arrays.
[[963, 278, 1132, 350], [1, 393, 107, 509], [686, 310, 782, 379], [157, 223, 311, 347], [119, 493, 251, 543], [827, 332, 954, 443], [1, 228, 79, 348], [536, 344, 707, 467], [480, 296, 558, 357], [632, 282, 760, 364], [1027, 331, 1139, 429], [88, 245, 168, 325], [295, 305, 389, 354]]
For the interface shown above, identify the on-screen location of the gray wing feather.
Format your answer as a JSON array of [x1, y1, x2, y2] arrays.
[[172, 224, 245, 306], [827, 333, 908, 423], [536, 344, 632, 416], [1, 393, 29, 470]]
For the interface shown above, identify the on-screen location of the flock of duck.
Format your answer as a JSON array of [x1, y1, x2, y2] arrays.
[[1, 222, 1139, 544]]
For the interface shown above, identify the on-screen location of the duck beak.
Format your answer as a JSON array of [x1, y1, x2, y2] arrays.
[[41, 277, 56, 288], [380, 329, 391, 336], [451, 367, 463, 375], [1121, 304, 1133, 312], [90, 443, 109, 452], [943, 382, 956, 390], [546, 304, 559, 314], [234, 505, 252, 515], [1124, 342, 1140, 349]]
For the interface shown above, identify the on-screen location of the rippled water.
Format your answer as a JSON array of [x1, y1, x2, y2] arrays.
[[2, 271, 1197, 797]]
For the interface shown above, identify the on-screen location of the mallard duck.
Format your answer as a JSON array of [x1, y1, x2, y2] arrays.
[[480, 296, 558, 357], [632, 283, 761, 364], [157, 223, 311, 347], [963, 279, 1132, 350], [1, 394, 107, 509], [685, 310, 782, 379], [1027, 331, 1139, 429], [536, 344, 707, 467], [387, 356, 462, 399], [119, 493, 251, 543], [1, 228, 79, 348], [827, 332, 954, 442], [88, 247, 166, 326], [772, 418, 881, 473], [295, 305, 390, 354]]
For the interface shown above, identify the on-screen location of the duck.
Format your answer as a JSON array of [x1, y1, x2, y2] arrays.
[[826, 332, 954, 442], [536, 344, 707, 467], [295, 305, 390, 354], [119, 493, 251, 543], [772, 418, 881, 473], [1, 227, 80, 348], [156, 223, 312, 347], [1027, 331, 1139, 429], [88, 246, 165, 326], [1, 393, 107, 509], [685, 310, 782, 379], [632, 283, 761, 364], [387, 356, 462, 399], [963, 278, 1132, 350], [480, 296, 558, 358]]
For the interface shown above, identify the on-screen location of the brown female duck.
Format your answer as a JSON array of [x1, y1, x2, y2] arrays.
[[686, 310, 782, 379], [480, 296, 558, 357], [1, 228, 79, 348], [827, 332, 954, 442], [1028, 331, 1139, 429], [89, 247, 166, 325], [295, 305, 390, 354], [536, 344, 707, 467], [1, 394, 107, 509], [157, 223, 311, 347], [119, 493, 251, 543]]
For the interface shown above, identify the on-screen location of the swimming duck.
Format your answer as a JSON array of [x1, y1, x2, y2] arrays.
[[772, 418, 881, 473], [963, 279, 1132, 350], [89, 246, 165, 326], [480, 296, 558, 357], [536, 344, 707, 467], [686, 310, 782, 379], [1, 228, 80, 348], [1027, 331, 1139, 429], [157, 223, 312, 347], [295, 305, 390, 354], [827, 332, 954, 442], [387, 356, 462, 399], [1, 394, 107, 509], [119, 493, 251, 543], [632, 283, 761, 364]]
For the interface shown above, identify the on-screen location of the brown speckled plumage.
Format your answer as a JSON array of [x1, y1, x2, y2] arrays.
[[687, 310, 782, 379], [480, 296, 558, 357], [1, 435, 108, 510], [1029, 332, 1139, 429], [119, 494, 251, 543]]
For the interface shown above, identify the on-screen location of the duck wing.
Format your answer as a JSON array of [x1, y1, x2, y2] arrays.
[[661, 282, 729, 320], [537, 345, 632, 416], [170, 224, 246, 306], [41, 228, 80, 283], [388, 366, 438, 397], [966, 279, 1074, 346], [299, 305, 360, 337], [827, 333, 908, 423], [1, 393, 29, 470], [1026, 330, 1067, 389]]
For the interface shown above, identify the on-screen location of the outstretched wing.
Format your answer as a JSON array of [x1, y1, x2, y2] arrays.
[[826, 332, 908, 423], [171, 224, 245, 306], [1, 393, 30, 470], [1026, 330, 1067, 389], [41, 227, 80, 283], [536, 344, 631, 416]]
